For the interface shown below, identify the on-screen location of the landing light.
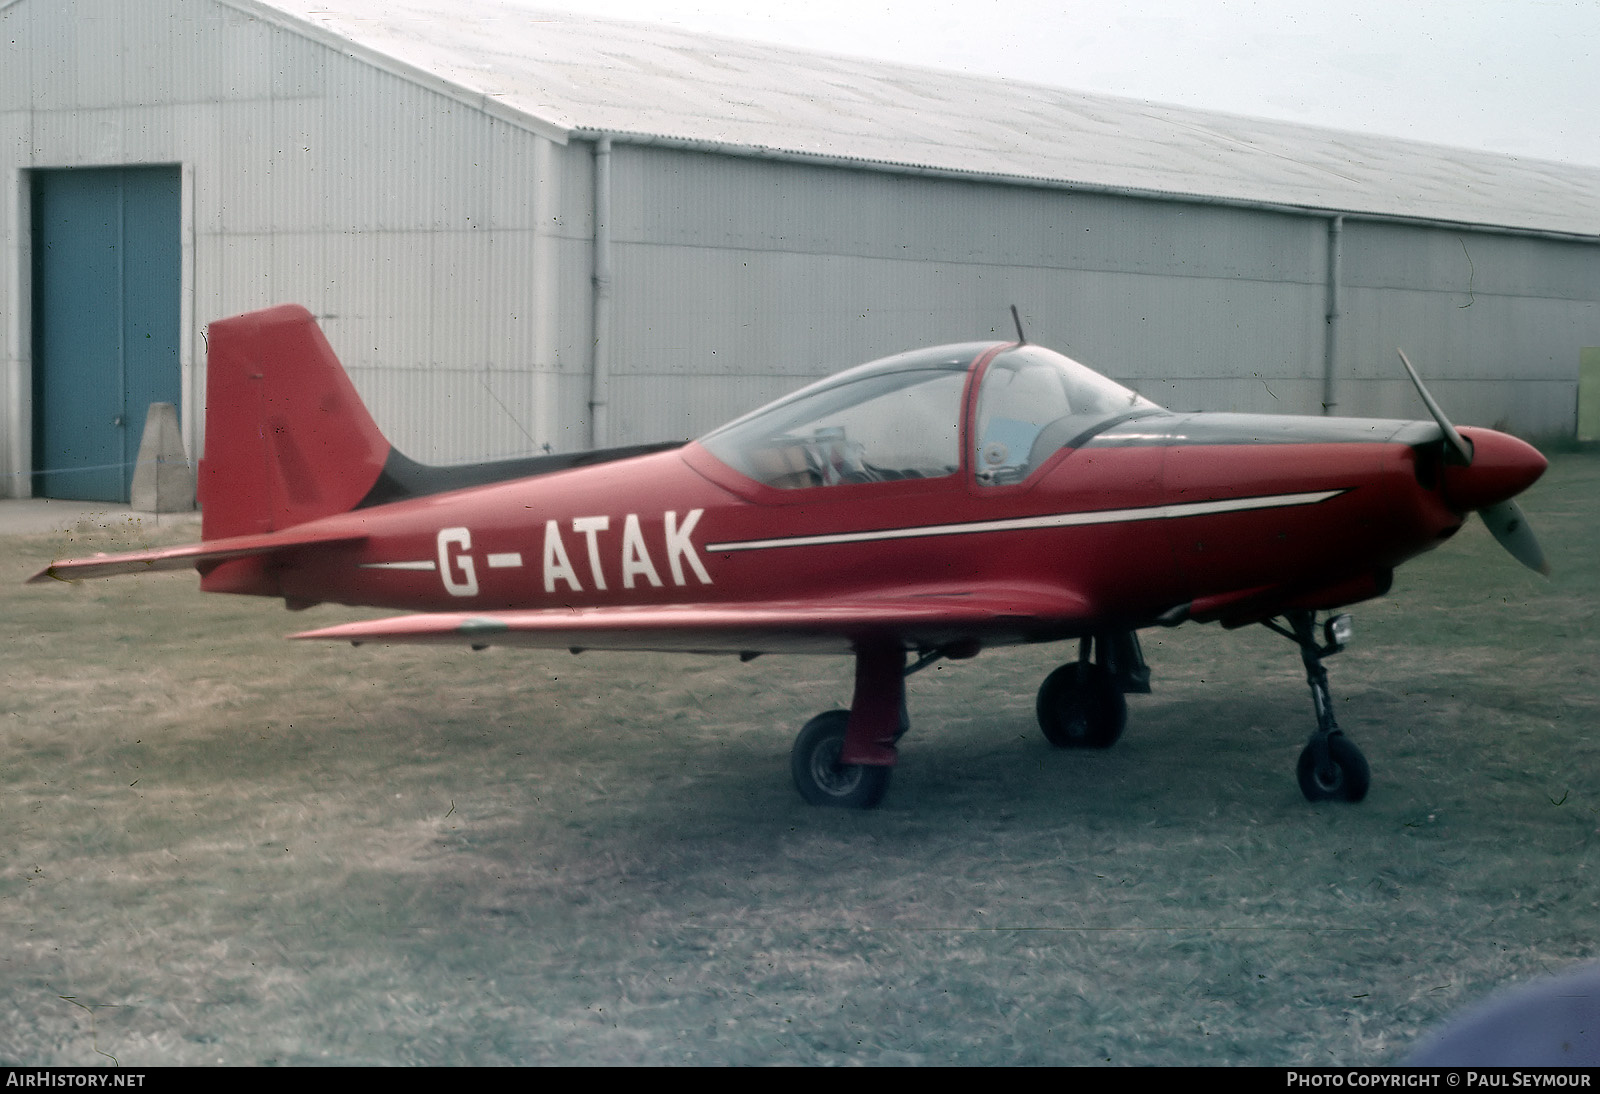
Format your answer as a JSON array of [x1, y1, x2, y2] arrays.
[[1324, 614, 1353, 652]]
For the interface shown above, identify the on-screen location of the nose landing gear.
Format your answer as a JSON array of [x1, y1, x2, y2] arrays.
[[1263, 610, 1371, 803]]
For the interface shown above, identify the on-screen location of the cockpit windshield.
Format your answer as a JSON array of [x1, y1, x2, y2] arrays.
[[973, 345, 1161, 485], [699, 345, 981, 489], [698, 341, 1161, 490]]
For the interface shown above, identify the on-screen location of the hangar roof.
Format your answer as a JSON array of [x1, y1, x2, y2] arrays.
[[239, 0, 1599, 237]]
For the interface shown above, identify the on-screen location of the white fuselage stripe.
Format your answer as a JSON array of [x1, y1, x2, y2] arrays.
[[361, 555, 522, 570], [703, 489, 1345, 553]]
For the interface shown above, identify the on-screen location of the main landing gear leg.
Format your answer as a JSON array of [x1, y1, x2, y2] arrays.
[[1265, 611, 1371, 803], [790, 643, 904, 809]]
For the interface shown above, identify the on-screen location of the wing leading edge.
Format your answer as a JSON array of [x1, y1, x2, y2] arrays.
[[290, 585, 1096, 656]]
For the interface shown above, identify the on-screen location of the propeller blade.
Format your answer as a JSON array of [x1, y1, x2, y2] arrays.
[[1398, 349, 1473, 466], [1397, 350, 1546, 573], [1479, 498, 1550, 576]]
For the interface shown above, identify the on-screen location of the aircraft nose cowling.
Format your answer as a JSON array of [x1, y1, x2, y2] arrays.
[[1441, 428, 1547, 512]]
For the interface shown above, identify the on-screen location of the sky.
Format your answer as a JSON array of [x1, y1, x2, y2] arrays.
[[532, 0, 1600, 168]]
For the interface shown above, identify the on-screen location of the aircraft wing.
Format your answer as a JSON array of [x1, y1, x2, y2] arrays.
[[290, 585, 1095, 656], [26, 528, 367, 584]]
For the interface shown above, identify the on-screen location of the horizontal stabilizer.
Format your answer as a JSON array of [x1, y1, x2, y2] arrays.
[[27, 528, 366, 584], [292, 586, 1094, 656]]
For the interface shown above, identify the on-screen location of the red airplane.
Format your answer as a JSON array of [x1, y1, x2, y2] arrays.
[[31, 304, 1549, 809]]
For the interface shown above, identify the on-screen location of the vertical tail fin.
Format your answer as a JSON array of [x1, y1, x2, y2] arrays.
[[200, 305, 390, 540]]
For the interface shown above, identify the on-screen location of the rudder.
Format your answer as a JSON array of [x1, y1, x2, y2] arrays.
[[200, 305, 390, 540]]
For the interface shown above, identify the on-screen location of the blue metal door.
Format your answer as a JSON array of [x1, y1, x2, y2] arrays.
[[31, 167, 181, 502]]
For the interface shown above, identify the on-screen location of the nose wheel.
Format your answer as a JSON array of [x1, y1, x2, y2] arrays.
[[1296, 731, 1370, 802]]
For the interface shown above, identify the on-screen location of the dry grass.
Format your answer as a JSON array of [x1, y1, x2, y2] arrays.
[[2, 455, 1597, 1065]]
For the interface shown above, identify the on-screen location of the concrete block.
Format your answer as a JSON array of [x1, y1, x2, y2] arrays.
[[129, 402, 196, 513]]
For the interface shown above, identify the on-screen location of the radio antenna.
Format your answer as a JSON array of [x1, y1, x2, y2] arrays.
[[1009, 305, 1027, 344]]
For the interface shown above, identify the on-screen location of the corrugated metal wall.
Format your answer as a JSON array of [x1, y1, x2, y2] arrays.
[[0, 0, 587, 496], [1333, 223, 1598, 431], [602, 145, 1320, 439], [602, 144, 1598, 443]]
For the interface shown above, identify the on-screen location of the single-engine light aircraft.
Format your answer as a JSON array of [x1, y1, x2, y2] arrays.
[[32, 305, 1549, 809]]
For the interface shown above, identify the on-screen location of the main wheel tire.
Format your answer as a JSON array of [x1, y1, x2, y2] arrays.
[[790, 710, 892, 809], [1296, 733, 1371, 803], [1036, 663, 1126, 748]]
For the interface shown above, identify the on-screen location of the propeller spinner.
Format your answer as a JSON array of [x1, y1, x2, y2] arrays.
[[1398, 350, 1549, 575]]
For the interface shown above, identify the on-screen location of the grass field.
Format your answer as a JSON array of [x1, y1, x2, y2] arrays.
[[2, 455, 1597, 1066]]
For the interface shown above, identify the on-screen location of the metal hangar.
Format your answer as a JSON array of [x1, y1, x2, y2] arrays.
[[2, 0, 1597, 501]]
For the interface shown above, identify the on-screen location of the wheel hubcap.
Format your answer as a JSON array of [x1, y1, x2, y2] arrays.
[[810, 739, 863, 797]]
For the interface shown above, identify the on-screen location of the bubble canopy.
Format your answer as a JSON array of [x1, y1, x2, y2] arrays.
[[698, 343, 1161, 490]]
